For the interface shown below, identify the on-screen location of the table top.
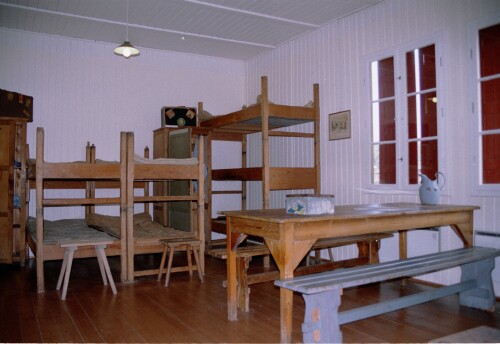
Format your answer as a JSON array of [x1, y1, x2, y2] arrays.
[[222, 203, 479, 224]]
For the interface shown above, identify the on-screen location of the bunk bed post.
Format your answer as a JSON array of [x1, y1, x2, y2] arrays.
[[35, 127, 45, 292], [313, 83, 321, 193], [261, 76, 270, 209], [197, 134, 205, 271], [125, 132, 135, 283], [143, 146, 150, 216], [85, 142, 96, 218], [202, 101, 214, 248], [119, 132, 128, 283], [241, 135, 247, 211]]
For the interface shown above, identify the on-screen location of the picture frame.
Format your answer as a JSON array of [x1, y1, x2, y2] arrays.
[[329, 110, 351, 140]]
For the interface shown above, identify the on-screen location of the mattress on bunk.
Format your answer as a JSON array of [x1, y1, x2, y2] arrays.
[[86, 212, 193, 241], [133, 154, 198, 165], [27, 217, 118, 245]]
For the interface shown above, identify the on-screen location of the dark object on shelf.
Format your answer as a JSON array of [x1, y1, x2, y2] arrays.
[[161, 106, 196, 127], [0, 88, 33, 122]]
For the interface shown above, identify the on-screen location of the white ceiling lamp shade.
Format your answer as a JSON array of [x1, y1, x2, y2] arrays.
[[114, 41, 139, 58], [114, 0, 139, 58]]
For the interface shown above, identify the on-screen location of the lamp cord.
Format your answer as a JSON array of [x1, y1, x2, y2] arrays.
[[126, 0, 129, 41]]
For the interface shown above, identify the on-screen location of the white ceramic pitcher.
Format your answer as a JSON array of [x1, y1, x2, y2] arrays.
[[418, 172, 445, 205]]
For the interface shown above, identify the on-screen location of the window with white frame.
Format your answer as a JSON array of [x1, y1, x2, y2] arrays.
[[469, 17, 500, 193], [365, 37, 444, 190]]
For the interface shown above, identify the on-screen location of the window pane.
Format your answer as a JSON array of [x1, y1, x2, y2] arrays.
[[408, 140, 438, 184], [482, 134, 500, 183], [372, 143, 396, 184], [371, 57, 394, 100], [408, 91, 438, 138], [406, 45, 436, 93], [479, 23, 500, 77], [481, 78, 500, 130], [372, 100, 395, 142]]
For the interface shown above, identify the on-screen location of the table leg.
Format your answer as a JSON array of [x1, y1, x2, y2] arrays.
[[227, 217, 238, 321], [399, 231, 407, 260], [280, 287, 294, 343]]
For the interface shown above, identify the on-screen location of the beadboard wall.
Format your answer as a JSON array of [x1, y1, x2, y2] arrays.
[[244, 0, 500, 291], [0, 28, 245, 220]]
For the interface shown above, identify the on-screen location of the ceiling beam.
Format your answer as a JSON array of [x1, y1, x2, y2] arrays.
[[183, 0, 320, 28]]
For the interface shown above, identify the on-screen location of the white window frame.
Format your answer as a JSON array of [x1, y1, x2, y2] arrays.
[[468, 13, 500, 196], [361, 34, 447, 194]]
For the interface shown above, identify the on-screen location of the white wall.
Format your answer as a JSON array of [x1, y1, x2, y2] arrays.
[[0, 28, 245, 219], [245, 0, 500, 293]]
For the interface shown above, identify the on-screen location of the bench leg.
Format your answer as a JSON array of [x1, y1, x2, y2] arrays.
[[192, 245, 204, 282], [96, 246, 108, 286], [60, 247, 76, 300], [56, 249, 70, 291], [302, 289, 342, 343], [96, 245, 117, 295], [263, 255, 270, 268], [237, 256, 251, 312], [165, 245, 176, 287], [186, 244, 193, 277], [459, 258, 496, 311], [357, 241, 381, 264], [157, 245, 168, 281]]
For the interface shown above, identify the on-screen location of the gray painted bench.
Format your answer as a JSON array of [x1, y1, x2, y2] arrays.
[[275, 246, 500, 343]]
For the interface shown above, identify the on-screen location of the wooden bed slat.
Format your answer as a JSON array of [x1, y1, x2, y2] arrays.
[[41, 163, 121, 179], [42, 197, 121, 206]]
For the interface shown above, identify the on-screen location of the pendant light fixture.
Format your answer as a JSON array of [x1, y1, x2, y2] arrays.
[[114, 0, 139, 58]]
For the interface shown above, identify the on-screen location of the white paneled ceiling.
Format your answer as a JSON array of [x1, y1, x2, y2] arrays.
[[0, 0, 382, 60]]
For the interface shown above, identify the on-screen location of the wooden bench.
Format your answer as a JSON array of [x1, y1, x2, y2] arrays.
[[157, 238, 204, 287], [208, 232, 393, 311], [56, 239, 118, 300], [275, 246, 500, 343]]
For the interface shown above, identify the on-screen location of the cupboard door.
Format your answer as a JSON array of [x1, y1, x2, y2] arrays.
[[167, 129, 192, 232]]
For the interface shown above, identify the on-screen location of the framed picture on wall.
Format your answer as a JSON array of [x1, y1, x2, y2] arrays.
[[329, 110, 351, 140]]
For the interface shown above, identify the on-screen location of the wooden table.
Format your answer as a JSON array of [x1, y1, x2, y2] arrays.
[[224, 202, 479, 343]]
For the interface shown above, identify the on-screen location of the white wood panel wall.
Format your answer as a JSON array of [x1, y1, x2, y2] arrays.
[[0, 28, 245, 219], [245, 0, 500, 292]]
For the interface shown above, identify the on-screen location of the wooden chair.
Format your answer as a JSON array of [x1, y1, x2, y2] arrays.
[[157, 238, 204, 287], [56, 239, 117, 300]]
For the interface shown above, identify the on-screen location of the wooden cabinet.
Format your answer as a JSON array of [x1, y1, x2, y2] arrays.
[[0, 118, 28, 264], [153, 127, 208, 232], [0, 89, 31, 265]]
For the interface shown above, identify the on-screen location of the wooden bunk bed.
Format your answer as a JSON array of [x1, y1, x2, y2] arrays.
[[31, 127, 125, 293], [120, 131, 205, 281], [30, 128, 205, 292], [199, 76, 320, 244]]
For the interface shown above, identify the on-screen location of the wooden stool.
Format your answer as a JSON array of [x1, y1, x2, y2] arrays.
[[157, 238, 204, 287], [56, 239, 117, 300]]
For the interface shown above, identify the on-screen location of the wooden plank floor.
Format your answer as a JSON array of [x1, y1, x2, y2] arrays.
[[1, 253, 499, 343]]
